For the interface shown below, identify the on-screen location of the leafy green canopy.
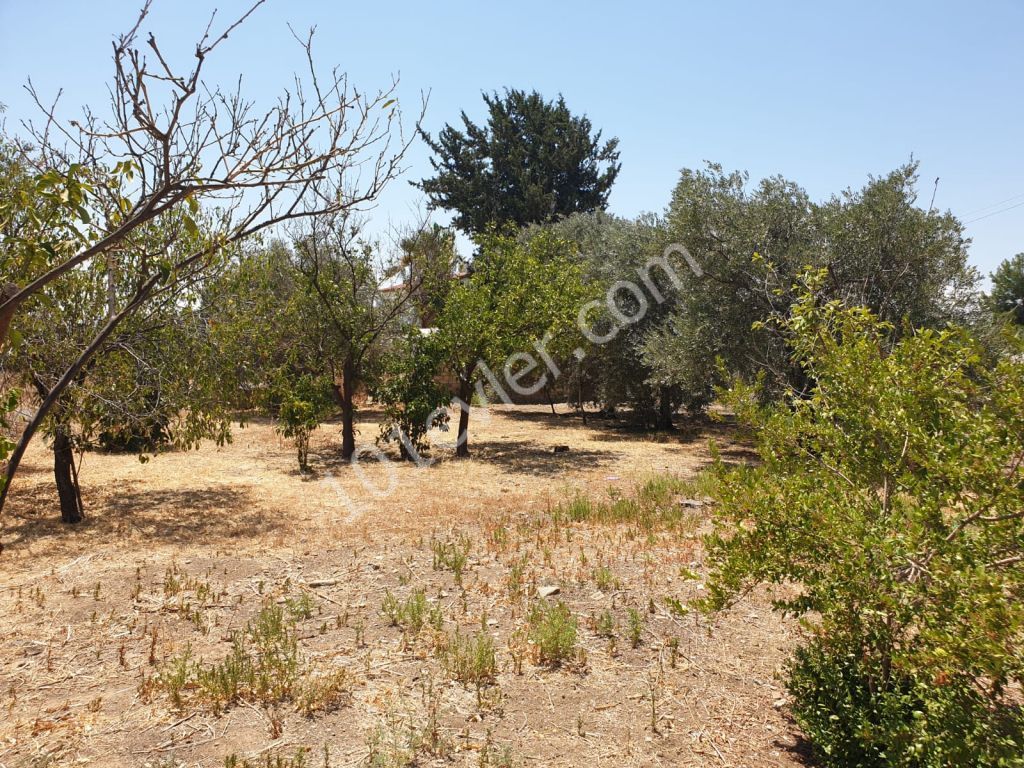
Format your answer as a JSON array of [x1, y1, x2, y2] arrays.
[[0, 135, 214, 513], [666, 162, 976, 393], [2, 138, 231, 459], [701, 274, 1024, 766], [434, 230, 585, 455], [436, 230, 584, 385], [538, 211, 704, 421], [417, 89, 620, 235], [987, 253, 1024, 325], [372, 329, 451, 461]]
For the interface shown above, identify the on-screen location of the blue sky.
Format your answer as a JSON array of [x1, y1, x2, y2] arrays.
[[2, 0, 1022, 278]]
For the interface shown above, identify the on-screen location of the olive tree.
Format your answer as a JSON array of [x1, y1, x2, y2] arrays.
[[663, 161, 977, 400], [542, 211, 695, 427]]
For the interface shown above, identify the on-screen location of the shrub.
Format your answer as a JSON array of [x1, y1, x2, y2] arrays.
[[592, 566, 617, 592], [373, 329, 451, 460], [381, 588, 428, 633], [700, 275, 1024, 767], [275, 374, 334, 472], [431, 534, 471, 584], [527, 601, 578, 666], [156, 603, 349, 715], [435, 628, 497, 690], [284, 593, 316, 621]]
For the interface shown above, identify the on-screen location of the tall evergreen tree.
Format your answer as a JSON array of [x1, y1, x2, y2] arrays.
[[416, 89, 620, 234]]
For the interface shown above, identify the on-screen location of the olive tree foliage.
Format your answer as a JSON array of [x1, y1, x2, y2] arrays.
[[539, 163, 976, 427], [0, 0, 416, 520], [661, 161, 977, 399], [700, 275, 1023, 766], [664, 165, 823, 395], [416, 89, 620, 235], [539, 211, 702, 426], [814, 163, 978, 328], [433, 231, 584, 457], [986, 252, 1024, 325]]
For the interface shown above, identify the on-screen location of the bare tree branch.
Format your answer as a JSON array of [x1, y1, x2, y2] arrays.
[[0, 3, 425, 525]]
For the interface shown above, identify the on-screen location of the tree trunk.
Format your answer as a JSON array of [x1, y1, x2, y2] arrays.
[[53, 426, 84, 524], [0, 273, 161, 519], [456, 379, 472, 458], [656, 386, 674, 431], [340, 359, 356, 462], [576, 367, 587, 426], [0, 283, 18, 352]]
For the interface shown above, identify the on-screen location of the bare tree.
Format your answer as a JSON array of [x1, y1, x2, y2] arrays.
[[0, 0, 420, 523]]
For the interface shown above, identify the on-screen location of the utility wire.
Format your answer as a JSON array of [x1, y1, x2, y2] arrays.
[[965, 199, 1024, 224], [962, 191, 1024, 218]]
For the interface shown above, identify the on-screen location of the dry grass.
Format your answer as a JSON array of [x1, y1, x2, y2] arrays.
[[0, 404, 803, 767]]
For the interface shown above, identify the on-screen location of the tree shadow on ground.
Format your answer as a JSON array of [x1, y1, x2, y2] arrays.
[[497, 405, 747, 447], [3, 481, 275, 553], [773, 733, 821, 766], [693, 443, 761, 475], [459, 438, 617, 476]]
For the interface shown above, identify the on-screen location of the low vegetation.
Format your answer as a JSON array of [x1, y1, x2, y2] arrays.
[[527, 600, 579, 667], [151, 603, 350, 720], [435, 628, 498, 692]]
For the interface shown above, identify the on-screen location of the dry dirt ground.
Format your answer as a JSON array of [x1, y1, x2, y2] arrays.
[[0, 405, 808, 768]]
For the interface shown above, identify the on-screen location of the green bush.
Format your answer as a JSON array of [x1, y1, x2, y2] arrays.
[[275, 373, 334, 472], [786, 643, 1024, 767], [381, 588, 428, 632], [373, 329, 451, 461], [528, 600, 578, 666], [700, 274, 1024, 767], [435, 628, 497, 690]]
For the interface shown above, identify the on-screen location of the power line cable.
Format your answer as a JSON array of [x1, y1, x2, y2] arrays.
[[962, 191, 1024, 218], [964, 199, 1024, 224]]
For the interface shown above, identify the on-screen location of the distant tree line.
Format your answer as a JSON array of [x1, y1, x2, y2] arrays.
[[3, 77, 1020, 523]]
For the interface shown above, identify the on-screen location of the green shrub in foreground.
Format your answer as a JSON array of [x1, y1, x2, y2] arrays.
[[700, 273, 1024, 767]]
